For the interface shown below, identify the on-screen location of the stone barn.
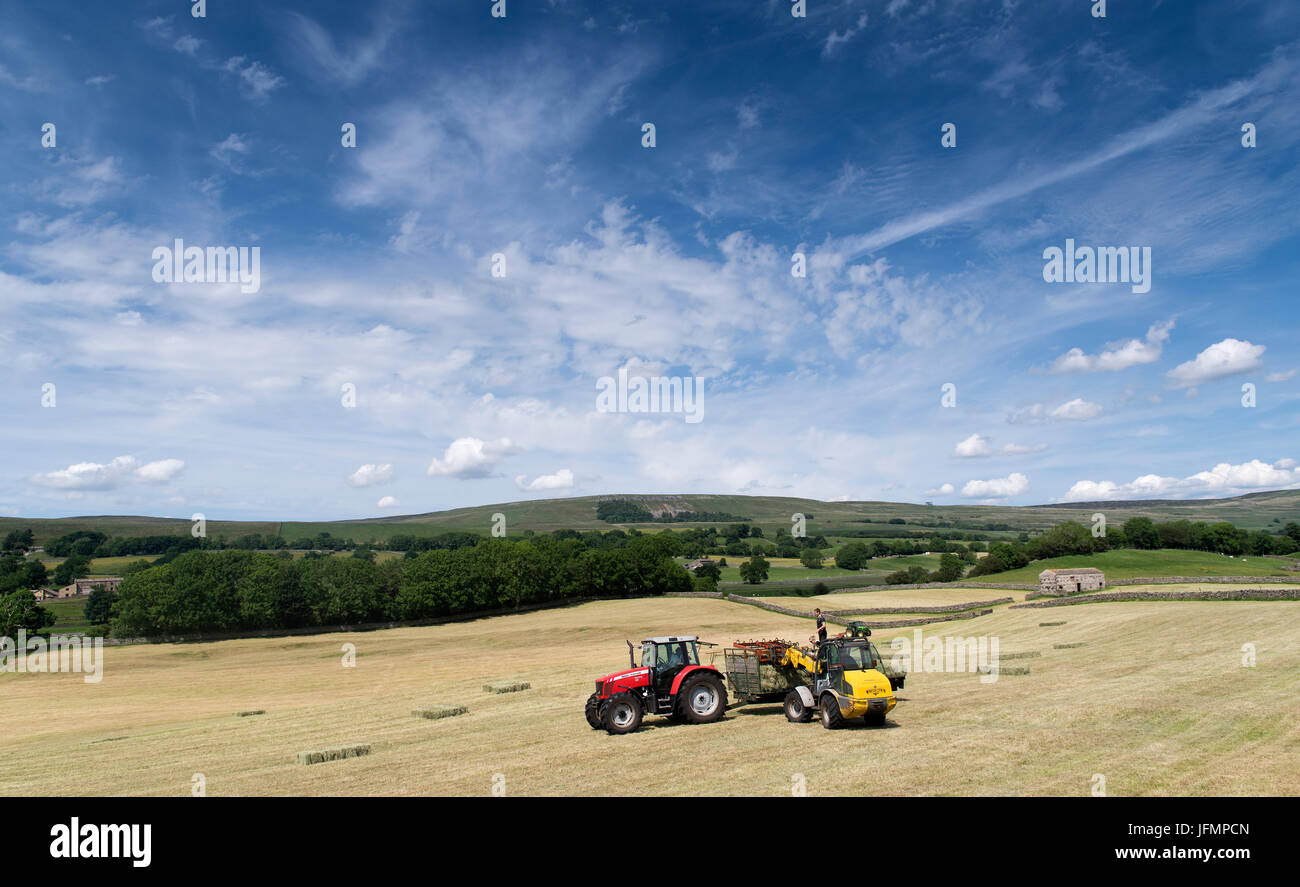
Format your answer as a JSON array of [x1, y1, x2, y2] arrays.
[[1038, 567, 1105, 595]]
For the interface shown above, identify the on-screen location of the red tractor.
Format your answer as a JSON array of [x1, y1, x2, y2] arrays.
[[585, 635, 729, 735]]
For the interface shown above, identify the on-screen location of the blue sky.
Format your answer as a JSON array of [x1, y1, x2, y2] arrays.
[[2, 0, 1298, 521]]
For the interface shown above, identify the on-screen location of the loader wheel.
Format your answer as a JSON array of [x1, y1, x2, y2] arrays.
[[602, 692, 643, 735], [585, 693, 603, 730], [784, 690, 813, 723], [864, 711, 886, 727], [678, 673, 727, 724], [819, 694, 845, 730]]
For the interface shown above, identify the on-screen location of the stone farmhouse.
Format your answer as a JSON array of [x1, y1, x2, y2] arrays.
[[54, 577, 123, 598], [1038, 567, 1106, 595]]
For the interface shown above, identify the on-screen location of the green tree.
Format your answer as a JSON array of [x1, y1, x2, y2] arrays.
[[739, 555, 770, 585], [52, 555, 92, 587], [833, 542, 870, 570], [1122, 516, 1160, 550], [83, 588, 116, 625], [0, 590, 55, 638], [932, 552, 965, 582], [799, 549, 824, 569]]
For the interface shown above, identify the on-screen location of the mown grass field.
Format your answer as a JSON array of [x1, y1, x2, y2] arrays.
[[760, 586, 1031, 611], [959, 549, 1300, 583], [2, 593, 1297, 796]]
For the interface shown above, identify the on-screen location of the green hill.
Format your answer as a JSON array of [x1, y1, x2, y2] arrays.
[[2, 489, 1298, 545]]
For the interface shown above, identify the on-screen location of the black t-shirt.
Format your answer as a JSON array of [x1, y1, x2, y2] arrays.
[[816, 614, 826, 636]]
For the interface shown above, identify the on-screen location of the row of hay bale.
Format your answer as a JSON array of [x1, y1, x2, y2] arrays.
[[973, 618, 1084, 678], [286, 678, 531, 765]]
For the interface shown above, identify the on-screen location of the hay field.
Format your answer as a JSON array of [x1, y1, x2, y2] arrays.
[[2, 596, 1297, 796]]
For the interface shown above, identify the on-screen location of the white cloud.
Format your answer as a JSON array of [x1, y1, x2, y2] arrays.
[[29, 455, 184, 489], [953, 433, 992, 458], [427, 437, 516, 479], [173, 35, 201, 56], [514, 469, 575, 491], [961, 472, 1028, 499], [223, 56, 284, 101], [1050, 398, 1103, 420], [1062, 458, 1300, 501], [1052, 320, 1173, 373], [925, 483, 955, 496], [1002, 443, 1048, 455], [134, 458, 186, 483], [1265, 369, 1296, 383], [376, 496, 400, 509], [1167, 338, 1265, 388], [347, 463, 394, 487], [822, 13, 869, 58]]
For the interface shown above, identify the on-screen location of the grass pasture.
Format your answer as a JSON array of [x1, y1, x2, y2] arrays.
[[2, 593, 1297, 796], [960, 549, 1300, 583]]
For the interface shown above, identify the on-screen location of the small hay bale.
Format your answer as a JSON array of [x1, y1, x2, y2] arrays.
[[412, 704, 468, 720], [1053, 642, 1087, 649], [295, 744, 371, 765], [234, 710, 265, 717], [978, 665, 1030, 676], [483, 680, 531, 694], [1039, 621, 1067, 627]]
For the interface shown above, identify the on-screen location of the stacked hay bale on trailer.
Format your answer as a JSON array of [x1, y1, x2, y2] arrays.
[[717, 624, 904, 729]]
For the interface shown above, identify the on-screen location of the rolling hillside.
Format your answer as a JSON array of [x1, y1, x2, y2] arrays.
[[2, 489, 1298, 545]]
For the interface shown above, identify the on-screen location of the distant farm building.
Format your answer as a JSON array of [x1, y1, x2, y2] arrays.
[[55, 577, 123, 598], [684, 558, 717, 572], [31, 588, 58, 601], [1039, 568, 1105, 595]]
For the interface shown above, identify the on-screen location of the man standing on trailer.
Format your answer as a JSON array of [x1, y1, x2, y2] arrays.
[[814, 608, 827, 643]]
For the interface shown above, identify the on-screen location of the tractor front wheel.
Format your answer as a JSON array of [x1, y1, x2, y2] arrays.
[[819, 694, 845, 730], [585, 693, 603, 729], [784, 690, 812, 723], [678, 673, 727, 724], [602, 692, 643, 735]]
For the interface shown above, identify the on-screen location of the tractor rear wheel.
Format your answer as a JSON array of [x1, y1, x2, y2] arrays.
[[678, 673, 727, 724], [784, 690, 812, 723], [602, 692, 643, 735], [585, 693, 603, 729], [819, 694, 845, 730]]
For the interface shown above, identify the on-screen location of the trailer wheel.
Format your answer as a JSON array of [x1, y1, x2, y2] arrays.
[[784, 690, 812, 723], [678, 673, 727, 724], [585, 693, 603, 729], [602, 692, 643, 735], [819, 694, 845, 730]]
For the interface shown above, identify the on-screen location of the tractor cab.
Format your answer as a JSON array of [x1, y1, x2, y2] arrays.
[[636, 636, 701, 704]]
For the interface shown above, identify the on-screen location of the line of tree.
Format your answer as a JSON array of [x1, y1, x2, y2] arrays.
[[105, 533, 693, 637], [970, 518, 1300, 577]]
